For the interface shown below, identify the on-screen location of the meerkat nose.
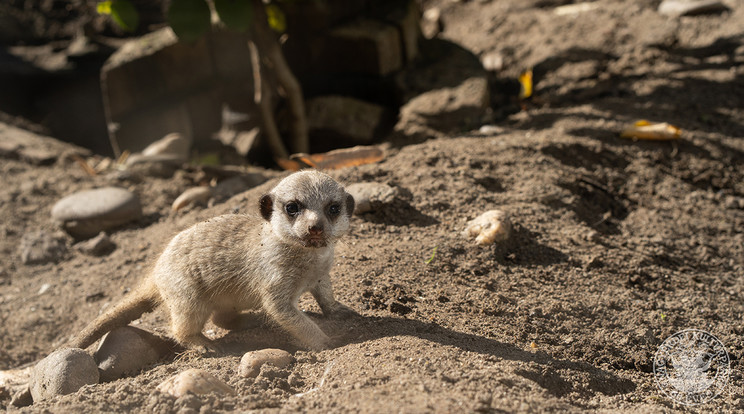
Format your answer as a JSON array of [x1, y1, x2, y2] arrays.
[[308, 225, 324, 235]]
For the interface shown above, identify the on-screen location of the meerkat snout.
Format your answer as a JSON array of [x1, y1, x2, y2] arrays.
[[260, 171, 355, 249]]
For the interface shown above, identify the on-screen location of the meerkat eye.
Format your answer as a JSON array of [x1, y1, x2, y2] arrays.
[[285, 202, 300, 216], [328, 203, 341, 217]]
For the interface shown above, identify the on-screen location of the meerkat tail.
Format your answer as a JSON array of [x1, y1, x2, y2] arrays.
[[70, 279, 162, 349]]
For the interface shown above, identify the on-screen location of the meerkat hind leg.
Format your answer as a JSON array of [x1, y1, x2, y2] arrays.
[[211, 310, 263, 331], [170, 307, 221, 353]]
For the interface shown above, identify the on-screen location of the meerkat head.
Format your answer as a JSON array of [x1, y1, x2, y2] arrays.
[[259, 171, 354, 248]]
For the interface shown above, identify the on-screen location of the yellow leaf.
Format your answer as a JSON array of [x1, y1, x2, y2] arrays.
[[97, 1, 113, 15], [266, 4, 286, 33], [519, 69, 533, 99], [621, 121, 681, 140]]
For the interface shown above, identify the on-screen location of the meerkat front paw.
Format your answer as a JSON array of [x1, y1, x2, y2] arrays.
[[326, 302, 359, 319], [303, 332, 332, 351]]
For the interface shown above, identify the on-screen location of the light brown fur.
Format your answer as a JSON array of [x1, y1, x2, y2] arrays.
[[70, 171, 356, 351]]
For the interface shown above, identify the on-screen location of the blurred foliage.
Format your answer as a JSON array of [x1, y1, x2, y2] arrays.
[[97, 0, 288, 40], [167, 0, 212, 42], [97, 0, 140, 32], [265, 3, 286, 32]]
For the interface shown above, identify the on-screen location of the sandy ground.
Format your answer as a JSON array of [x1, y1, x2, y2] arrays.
[[1, 0, 744, 412]]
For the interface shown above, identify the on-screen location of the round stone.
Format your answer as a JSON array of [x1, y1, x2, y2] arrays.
[[95, 326, 176, 382], [156, 369, 235, 397], [239, 349, 295, 378], [463, 209, 512, 246], [29, 348, 99, 401], [51, 187, 142, 239], [346, 182, 397, 215]]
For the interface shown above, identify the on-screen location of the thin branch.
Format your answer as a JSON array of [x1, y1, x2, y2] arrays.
[[248, 38, 289, 160], [250, 0, 309, 154]]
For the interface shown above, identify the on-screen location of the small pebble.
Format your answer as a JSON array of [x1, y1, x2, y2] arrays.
[[346, 183, 397, 215], [239, 349, 295, 378], [156, 369, 235, 397], [421, 7, 443, 39], [29, 348, 99, 401], [477, 125, 504, 135], [463, 209, 512, 245], [95, 326, 176, 382], [481, 51, 504, 72], [124, 154, 183, 177], [658, 0, 728, 17], [123, 133, 191, 178], [19, 230, 68, 265], [51, 187, 142, 239], [723, 195, 743, 210], [75, 232, 116, 256], [37, 283, 51, 295]]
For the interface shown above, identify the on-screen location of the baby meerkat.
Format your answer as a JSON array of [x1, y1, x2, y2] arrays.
[[70, 170, 357, 352]]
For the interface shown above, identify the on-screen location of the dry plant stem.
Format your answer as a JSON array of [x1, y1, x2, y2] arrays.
[[250, 0, 309, 154], [100, 73, 122, 158], [248, 39, 289, 160]]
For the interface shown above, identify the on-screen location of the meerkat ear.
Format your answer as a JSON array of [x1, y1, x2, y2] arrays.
[[259, 194, 273, 221], [345, 193, 355, 217]]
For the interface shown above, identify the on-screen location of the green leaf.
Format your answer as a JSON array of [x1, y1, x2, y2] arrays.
[[425, 246, 438, 264], [265, 4, 286, 33], [192, 152, 221, 166], [98, 0, 139, 32], [167, 0, 212, 42], [214, 0, 254, 32]]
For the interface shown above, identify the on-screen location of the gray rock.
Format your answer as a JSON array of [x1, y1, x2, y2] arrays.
[[322, 20, 403, 76], [10, 387, 32, 408], [95, 326, 176, 382], [123, 153, 183, 178], [346, 183, 398, 215], [306, 96, 388, 145], [658, 0, 729, 17], [401, 76, 489, 129], [51, 187, 142, 239], [123, 133, 192, 178], [239, 349, 295, 378], [0, 123, 90, 166], [29, 348, 99, 401], [103, 28, 259, 155], [19, 231, 68, 265], [396, 39, 490, 134], [74, 232, 116, 256]]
